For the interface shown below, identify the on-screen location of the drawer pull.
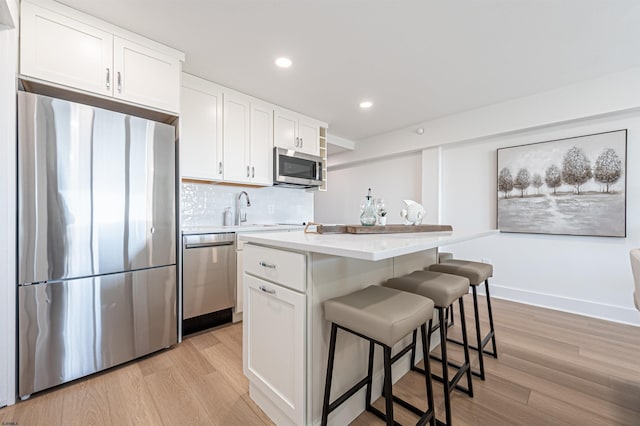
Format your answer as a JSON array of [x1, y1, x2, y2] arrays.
[[259, 261, 276, 269], [259, 285, 276, 295]]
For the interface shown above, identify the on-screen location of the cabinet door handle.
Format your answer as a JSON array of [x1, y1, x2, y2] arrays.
[[300, 137, 303, 148], [259, 285, 276, 295], [251, 166, 255, 178], [218, 161, 223, 175], [295, 137, 299, 147], [259, 261, 276, 269], [117, 72, 122, 93], [105, 68, 111, 90], [246, 166, 250, 178]]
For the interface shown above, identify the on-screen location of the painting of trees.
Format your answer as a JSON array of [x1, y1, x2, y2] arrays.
[[594, 148, 622, 193], [532, 173, 543, 195], [514, 168, 530, 197], [562, 146, 592, 194], [498, 168, 514, 198], [497, 129, 626, 237], [544, 165, 562, 194]]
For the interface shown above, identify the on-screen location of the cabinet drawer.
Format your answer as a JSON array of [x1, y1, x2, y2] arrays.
[[244, 245, 306, 292]]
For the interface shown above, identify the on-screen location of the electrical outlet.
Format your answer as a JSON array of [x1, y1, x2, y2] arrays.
[[267, 204, 275, 214], [296, 205, 302, 214], [481, 258, 491, 264]]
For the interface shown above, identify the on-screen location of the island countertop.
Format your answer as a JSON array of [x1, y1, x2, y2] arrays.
[[238, 228, 498, 261]]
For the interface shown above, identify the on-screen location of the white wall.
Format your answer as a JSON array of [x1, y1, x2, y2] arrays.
[[0, 0, 18, 408], [436, 110, 640, 325], [317, 68, 640, 326], [314, 153, 421, 224]]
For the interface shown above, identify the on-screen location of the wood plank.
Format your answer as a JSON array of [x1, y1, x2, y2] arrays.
[[103, 364, 163, 426], [143, 365, 210, 425], [0, 387, 64, 426], [60, 376, 112, 426], [346, 224, 453, 234], [306, 223, 453, 234]]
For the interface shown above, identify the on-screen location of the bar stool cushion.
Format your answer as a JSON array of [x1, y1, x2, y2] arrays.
[[324, 285, 434, 348], [385, 271, 469, 308], [428, 259, 493, 286]]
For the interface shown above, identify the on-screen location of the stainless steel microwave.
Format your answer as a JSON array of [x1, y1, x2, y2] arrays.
[[273, 147, 323, 188]]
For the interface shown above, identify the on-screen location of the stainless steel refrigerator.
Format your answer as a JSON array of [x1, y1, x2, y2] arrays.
[[17, 91, 177, 398]]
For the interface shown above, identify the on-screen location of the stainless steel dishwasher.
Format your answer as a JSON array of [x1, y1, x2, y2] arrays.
[[182, 233, 236, 334]]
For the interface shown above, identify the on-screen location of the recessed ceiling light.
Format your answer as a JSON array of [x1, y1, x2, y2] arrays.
[[275, 57, 292, 68], [359, 101, 373, 109]]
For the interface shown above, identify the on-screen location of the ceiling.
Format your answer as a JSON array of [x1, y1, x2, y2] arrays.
[[57, 0, 640, 142]]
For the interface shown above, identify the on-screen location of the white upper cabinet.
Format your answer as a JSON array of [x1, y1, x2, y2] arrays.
[[223, 90, 251, 184], [249, 100, 274, 185], [273, 109, 298, 151], [180, 74, 223, 181], [20, 1, 113, 97], [113, 37, 180, 113], [20, 0, 184, 113], [298, 117, 320, 157], [179, 73, 324, 185], [180, 74, 273, 185], [222, 93, 273, 185], [274, 107, 322, 156]]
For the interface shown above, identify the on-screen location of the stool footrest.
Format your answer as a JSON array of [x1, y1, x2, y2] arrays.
[[327, 376, 370, 413], [390, 340, 416, 365], [411, 364, 472, 397], [446, 330, 497, 358], [430, 355, 485, 380], [366, 405, 402, 426]]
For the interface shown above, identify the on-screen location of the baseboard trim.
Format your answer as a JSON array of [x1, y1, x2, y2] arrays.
[[478, 284, 640, 326]]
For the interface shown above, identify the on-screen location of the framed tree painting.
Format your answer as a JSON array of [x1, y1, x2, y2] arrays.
[[497, 129, 627, 237]]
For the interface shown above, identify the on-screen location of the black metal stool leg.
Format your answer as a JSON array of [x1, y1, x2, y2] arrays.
[[438, 307, 453, 426], [485, 279, 498, 358], [383, 345, 394, 426], [410, 328, 418, 370], [458, 297, 474, 397], [448, 305, 455, 328], [365, 341, 375, 412], [471, 286, 486, 380], [321, 323, 338, 426], [421, 321, 436, 426]]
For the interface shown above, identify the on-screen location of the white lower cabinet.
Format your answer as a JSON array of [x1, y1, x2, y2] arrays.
[[243, 272, 305, 425]]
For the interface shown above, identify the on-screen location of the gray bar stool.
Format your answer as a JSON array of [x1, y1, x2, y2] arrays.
[[385, 271, 473, 426], [428, 260, 497, 380], [321, 285, 436, 426]]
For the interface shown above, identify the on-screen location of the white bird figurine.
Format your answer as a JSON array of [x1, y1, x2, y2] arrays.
[[400, 200, 426, 225]]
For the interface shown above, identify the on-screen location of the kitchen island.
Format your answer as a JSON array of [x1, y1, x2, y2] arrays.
[[239, 229, 497, 426]]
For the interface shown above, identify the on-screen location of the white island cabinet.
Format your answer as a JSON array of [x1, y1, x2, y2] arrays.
[[241, 229, 497, 425]]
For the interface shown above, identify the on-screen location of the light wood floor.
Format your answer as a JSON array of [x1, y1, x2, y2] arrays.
[[1, 297, 640, 425]]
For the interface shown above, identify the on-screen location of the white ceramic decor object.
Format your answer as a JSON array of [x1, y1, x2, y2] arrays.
[[400, 200, 426, 225]]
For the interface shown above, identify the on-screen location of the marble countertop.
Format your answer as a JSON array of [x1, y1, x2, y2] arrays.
[[238, 228, 499, 261], [181, 224, 305, 235]]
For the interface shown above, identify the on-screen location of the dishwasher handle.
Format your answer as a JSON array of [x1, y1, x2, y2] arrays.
[[184, 241, 234, 249]]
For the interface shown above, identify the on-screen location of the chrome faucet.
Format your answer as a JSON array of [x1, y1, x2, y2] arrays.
[[235, 191, 251, 225]]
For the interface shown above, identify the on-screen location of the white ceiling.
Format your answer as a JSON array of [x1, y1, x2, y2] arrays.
[[58, 0, 640, 141]]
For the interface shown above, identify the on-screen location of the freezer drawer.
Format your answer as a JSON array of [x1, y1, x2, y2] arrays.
[[18, 266, 177, 397]]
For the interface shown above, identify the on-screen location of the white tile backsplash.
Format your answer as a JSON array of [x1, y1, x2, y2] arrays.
[[181, 182, 314, 227]]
